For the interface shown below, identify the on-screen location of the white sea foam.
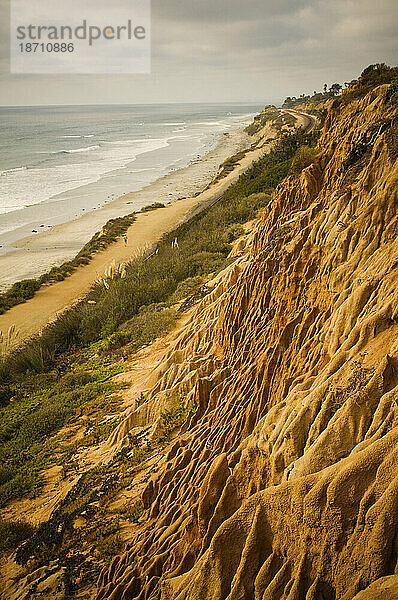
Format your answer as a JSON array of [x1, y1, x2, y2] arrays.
[[0, 137, 170, 213], [159, 121, 186, 126], [0, 105, 260, 252], [64, 145, 101, 153], [61, 134, 95, 139], [103, 139, 151, 146], [194, 121, 224, 126], [1, 165, 28, 175]]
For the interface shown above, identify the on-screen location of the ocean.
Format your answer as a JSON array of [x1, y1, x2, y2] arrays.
[[0, 103, 262, 254]]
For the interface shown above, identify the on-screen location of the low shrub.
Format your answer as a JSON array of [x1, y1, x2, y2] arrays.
[[168, 276, 204, 304], [290, 146, 316, 175], [49, 371, 92, 396], [0, 213, 136, 316], [224, 223, 245, 243], [0, 468, 45, 507], [18, 402, 71, 444], [121, 500, 145, 523], [0, 464, 16, 486], [97, 332, 132, 354], [0, 384, 12, 407], [0, 279, 41, 314], [0, 519, 37, 552], [159, 399, 197, 439], [119, 305, 178, 350], [141, 202, 165, 212], [213, 150, 247, 182], [4, 341, 49, 376]]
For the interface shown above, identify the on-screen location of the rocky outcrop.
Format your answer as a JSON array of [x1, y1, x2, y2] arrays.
[[96, 86, 398, 600]]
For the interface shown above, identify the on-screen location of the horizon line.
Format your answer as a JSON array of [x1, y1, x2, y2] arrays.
[[0, 99, 275, 109]]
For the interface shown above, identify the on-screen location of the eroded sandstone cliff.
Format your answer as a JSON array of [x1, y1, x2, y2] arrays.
[[95, 84, 398, 600]]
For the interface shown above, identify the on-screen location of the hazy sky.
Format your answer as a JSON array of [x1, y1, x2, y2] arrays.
[[0, 0, 397, 106]]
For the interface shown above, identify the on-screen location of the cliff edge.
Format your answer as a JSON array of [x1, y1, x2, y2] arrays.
[[96, 84, 398, 599]]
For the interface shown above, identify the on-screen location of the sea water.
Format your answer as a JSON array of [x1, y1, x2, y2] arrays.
[[0, 103, 262, 252]]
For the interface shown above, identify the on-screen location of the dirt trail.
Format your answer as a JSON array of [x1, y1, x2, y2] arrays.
[[0, 110, 309, 350], [0, 135, 266, 348]]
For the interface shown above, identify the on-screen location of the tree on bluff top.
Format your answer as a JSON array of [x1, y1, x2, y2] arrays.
[[359, 63, 398, 88], [330, 83, 342, 96]]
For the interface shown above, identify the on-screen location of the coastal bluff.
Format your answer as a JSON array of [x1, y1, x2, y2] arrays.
[[95, 85, 398, 598], [1, 79, 397, 600]]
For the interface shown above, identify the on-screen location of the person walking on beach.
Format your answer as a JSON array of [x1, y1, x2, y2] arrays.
[[123, 233, 128, 247]]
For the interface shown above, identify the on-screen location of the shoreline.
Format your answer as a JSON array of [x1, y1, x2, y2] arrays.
[[0, 122, 275, 348], [0, 126, 251, 292], [0, 108, 314, 349]]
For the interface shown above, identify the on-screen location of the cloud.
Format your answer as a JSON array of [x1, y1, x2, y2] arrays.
[[0, 0, 397, 104]]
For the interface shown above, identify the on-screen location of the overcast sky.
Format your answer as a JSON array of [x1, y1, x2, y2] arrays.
[[0, 0, 397, 106]]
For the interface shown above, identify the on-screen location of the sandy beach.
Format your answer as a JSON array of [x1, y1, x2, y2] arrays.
[[0, 126, 251, 292], [0, 108, 315, 349], [0, 123, 275, 348]]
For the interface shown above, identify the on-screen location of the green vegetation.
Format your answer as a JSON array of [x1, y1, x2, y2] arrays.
[[94, 518, 122, 557], [119, 304, 178, 349], [290, 146, 317, 176], [0, 125, 319, 524], [213, 150, 247, 182], [0, 213, 136, 315], [168, 276, 205, 304], [282, 85, 345, 108], [0, 519, 37, 552], [350, 63, 398, 101], [61, 452, 149, 518], [283, 64, 398, 110], [0, 364, 129, 507], [158, 398, 197, 440], [224, 223, 245, 243], [120, 500, 145, 523], [140, 202, 166, 212], [14, 443, 156, 566]]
